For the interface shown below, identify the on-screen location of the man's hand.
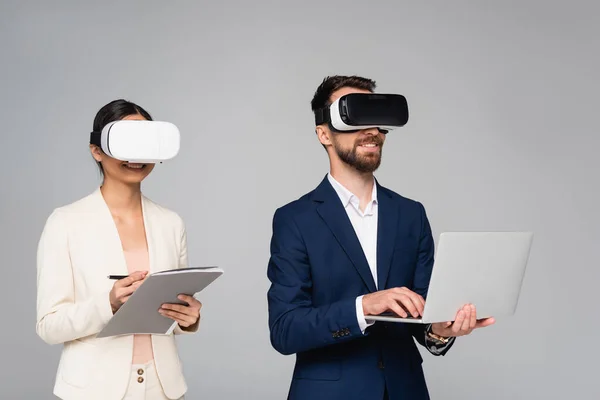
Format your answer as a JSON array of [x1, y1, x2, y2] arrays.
[[431, 304, 495, 337], [362, 287, 425, 318], [159, 294, 202, 328], [109, 271, 148, 314]]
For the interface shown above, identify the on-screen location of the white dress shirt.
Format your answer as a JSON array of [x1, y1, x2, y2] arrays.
[[327, 173, 378, 333]]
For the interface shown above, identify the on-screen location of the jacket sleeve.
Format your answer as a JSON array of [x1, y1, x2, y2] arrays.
[[173, 216, 200, 335], [267, 208, 362, 355], [407, 202, 454, 355], [36, 209, 114, 345]]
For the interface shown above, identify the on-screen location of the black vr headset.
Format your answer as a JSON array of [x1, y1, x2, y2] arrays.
[[314, 93, 409, 133]]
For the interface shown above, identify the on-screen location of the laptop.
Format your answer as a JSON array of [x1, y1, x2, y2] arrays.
[[365, 231, 533, 324]]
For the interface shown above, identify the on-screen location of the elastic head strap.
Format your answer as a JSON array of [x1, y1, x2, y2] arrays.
[[314, 107, 330, 126], [90, 131, 101, 146]]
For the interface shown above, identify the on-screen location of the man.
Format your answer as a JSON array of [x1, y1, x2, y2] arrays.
[[266, 75, 494, 400]]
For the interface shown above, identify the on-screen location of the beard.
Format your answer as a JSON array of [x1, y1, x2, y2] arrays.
[[332, 135, 384, 173]]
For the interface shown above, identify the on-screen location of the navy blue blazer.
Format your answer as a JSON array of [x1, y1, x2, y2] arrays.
[[267, 176, 454, 400]]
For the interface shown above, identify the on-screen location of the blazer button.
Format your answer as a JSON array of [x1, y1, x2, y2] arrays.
[[138, 376, 144, 383], [378, 360, 384, 369], [137, 368, 144, 375]]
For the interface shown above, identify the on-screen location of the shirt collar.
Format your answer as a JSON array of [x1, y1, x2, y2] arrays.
[[327, 173, 378, 210]]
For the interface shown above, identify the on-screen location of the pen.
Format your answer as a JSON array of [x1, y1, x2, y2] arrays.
[[107, 275, 128, 280]]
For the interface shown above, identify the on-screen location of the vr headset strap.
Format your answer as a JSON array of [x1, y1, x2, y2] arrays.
[[314, 107, 330, 126], [89, 131, 101, 146], [90, 130, 111, 156]]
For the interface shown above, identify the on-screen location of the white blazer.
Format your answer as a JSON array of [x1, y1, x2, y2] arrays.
[[36, 188, 198, 400]]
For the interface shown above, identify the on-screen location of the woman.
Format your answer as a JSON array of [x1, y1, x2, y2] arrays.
[[36, 99, 201, 400]]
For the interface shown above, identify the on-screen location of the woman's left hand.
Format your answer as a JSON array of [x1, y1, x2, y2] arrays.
[[159, 294, 202, 328]]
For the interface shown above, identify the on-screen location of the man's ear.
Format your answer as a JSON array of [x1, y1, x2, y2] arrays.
[[316, 125, 332, 147]]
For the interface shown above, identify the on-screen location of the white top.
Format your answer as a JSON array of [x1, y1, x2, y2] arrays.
[[327, 173, 377, 333]]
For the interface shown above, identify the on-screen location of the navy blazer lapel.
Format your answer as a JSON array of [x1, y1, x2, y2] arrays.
[[376, 182, 399, 290], [313, 176, 378, 293]]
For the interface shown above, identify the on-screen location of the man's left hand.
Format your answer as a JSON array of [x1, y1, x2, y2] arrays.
[[159, 294, 202, 328], [431, 304, 495, 337]]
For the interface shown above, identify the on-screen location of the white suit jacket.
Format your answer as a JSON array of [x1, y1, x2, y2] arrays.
[[36, 188, 198, 400]]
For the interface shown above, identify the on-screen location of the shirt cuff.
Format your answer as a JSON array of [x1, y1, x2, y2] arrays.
[[355, 295, 375, 334], [424, 324, 455, 354]]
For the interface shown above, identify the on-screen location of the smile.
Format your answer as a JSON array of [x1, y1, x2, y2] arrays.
[[122, 163, 147, 170]]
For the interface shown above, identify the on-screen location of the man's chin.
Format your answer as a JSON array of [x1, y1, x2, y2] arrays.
[[335, 146, 382, 173], [347, 160, 381, 174]]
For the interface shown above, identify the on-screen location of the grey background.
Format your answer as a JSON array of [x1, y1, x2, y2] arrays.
[[1, 1, 598, 399]]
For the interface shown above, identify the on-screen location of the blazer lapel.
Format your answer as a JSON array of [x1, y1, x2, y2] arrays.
[[313, 177, 378, 293], [92, 188, 129, 277], [376, 182, 399, 290], [140, 195, 156, 273]]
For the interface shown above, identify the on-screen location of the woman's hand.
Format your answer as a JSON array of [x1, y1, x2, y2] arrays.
[[109, 271, 148, 314], [159, 294, 202, 329]]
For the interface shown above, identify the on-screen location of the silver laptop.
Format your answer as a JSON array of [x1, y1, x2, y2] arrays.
[[366, 232, 533, 324]]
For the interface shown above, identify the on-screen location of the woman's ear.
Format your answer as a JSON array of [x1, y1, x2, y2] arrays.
[[89, 144, 103, 163]]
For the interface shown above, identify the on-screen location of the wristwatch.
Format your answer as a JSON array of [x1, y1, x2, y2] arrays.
[[426, 325, 451, 345]]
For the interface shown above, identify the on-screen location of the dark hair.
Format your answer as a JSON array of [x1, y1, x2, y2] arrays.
[[310, 75, 377, 113], [91, 99, 153, 175], [310, 75, 377, 150]]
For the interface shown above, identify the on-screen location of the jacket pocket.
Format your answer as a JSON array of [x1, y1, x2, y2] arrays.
[[59, 340, 97, 388]]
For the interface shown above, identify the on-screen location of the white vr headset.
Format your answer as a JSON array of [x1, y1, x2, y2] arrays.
[[314, 93, 409, 133], [90, 120, 180, 163]]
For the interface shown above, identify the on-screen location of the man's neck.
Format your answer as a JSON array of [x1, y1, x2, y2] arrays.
[[100, 179, 142, 218], [330, 163, 375, 211]]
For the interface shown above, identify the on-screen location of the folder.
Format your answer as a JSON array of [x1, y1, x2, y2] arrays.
[[97, 266, 224, 338]]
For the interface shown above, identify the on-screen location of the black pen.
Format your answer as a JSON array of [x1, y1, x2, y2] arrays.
[[107, 275, 128, 280]]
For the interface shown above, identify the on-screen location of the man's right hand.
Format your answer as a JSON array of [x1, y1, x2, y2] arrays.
[[362, 287, 425, 318], [109, 271, 148, 314]]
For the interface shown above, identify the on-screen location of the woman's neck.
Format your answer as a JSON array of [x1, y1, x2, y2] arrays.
[[100, 179, 142, 216]]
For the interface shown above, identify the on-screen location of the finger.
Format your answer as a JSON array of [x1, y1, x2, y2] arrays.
[[387, 300, 409, 318], [452, 310, 466, 334], [116, 271, 148, 287], [475, 317, 496, 328], [391, 294, 417, 317], [394, 288, 425, 314], [159, 309, 195, 326], [413, 293, 425, 315], [177, 294, 201, 307], [161, 303, 196, 316], [160, 312, 189, 326], [393, 293, 421, 317], [459, 307, 472, 332], [118, 281, 143, 298], [118, 271, 147, 287], [469, 305, 477, 330]]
